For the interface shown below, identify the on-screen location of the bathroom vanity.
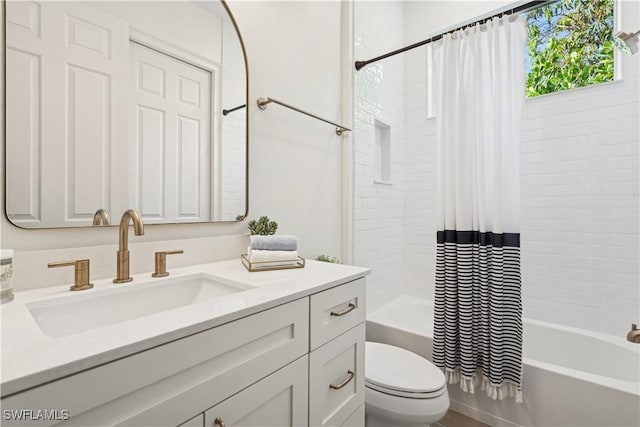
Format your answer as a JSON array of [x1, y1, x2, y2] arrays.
[[1, 260, 369, 426]]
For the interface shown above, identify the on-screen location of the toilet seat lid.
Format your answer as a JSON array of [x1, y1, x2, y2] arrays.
[[365, 342, 446, 394]]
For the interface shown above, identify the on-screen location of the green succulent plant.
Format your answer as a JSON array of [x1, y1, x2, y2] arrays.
[[248, 216, 278, 235], [316, 255, 340, 264]]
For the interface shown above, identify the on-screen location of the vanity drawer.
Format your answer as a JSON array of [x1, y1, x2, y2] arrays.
[[309, 323, 365, 427], [2, 298, 309, 427], [204, 356, 308, 427], [310, 278, 365, 350]]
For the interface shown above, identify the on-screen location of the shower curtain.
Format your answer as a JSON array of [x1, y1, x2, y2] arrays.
[[432, 15, 527, 402]]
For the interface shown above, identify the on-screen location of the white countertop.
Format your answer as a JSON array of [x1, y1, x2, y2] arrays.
[[1, 259, 369, 396]]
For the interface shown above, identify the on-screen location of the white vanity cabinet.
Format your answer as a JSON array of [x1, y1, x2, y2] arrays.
[[309, 278, 366, 427], [198, 277, 366, 427], [1, 276, 367, 427]]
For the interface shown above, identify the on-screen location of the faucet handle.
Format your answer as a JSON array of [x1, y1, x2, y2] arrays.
[[48, 259, 94, 291], [152, 250, 184, 278]]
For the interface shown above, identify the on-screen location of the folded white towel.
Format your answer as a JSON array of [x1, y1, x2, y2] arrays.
[[247, 247, 298, 263]]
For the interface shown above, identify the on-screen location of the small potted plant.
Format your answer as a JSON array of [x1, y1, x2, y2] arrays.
[[316, 255, 340, 264], [247, 216, 278, 235]]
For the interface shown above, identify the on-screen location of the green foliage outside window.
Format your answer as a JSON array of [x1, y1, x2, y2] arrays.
[[526, 0, 614, 97]]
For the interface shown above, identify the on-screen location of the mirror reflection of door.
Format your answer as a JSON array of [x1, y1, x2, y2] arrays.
[[6, 2, 130, 228], [130, 42, 212, 224], [4, 0, 247, 228]]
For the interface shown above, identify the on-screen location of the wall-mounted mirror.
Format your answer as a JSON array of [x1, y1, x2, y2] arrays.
[[4, 0, 247, 228]]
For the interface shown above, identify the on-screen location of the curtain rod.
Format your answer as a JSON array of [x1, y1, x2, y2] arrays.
[[354, 0, 551, 71]]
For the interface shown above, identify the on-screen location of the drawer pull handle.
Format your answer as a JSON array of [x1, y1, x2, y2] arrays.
[[330, 303, 356, 317], [214, 417, 226, 427], [329, 370, 355, 390]]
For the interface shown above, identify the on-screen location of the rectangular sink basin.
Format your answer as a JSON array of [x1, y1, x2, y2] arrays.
[[26, 273, 253, 338]]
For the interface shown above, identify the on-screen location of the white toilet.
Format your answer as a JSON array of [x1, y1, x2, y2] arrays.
[[365, 342, 450, 427]]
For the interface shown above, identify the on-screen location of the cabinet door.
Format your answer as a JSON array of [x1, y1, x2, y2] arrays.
[[341, 404, 364, 427], [179, 414, 204, 427], [204, 356, 308, 427], [309, 324, 365, 427]]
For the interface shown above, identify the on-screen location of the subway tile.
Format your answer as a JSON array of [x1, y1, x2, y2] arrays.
[[355, 0, 638, 336]]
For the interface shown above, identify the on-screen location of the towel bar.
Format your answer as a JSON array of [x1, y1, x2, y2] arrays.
[[257, 97, 350, 136]]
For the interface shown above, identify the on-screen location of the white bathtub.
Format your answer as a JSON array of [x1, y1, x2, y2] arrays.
[[366, 295, 640, 427]]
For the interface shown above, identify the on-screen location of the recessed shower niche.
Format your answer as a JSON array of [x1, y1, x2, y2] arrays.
[[374, 119, 391, 184]]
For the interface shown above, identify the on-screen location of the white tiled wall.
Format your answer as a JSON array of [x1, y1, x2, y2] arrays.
[[353, 1, 406, 312], [402, 43, 438, 306], [356, 1, 640, 336], [520, 76, 639, 334]]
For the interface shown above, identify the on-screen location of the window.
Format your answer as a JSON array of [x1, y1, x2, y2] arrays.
[[525, 0, 615, 97]]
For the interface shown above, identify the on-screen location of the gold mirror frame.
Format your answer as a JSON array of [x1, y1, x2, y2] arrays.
[[221, 0, 250, 223]]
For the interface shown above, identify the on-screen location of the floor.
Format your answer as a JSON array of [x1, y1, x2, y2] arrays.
[[435, 410, 492, 427]]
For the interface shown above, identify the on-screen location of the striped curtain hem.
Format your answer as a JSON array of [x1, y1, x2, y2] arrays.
[[433, 230, 523, 403]]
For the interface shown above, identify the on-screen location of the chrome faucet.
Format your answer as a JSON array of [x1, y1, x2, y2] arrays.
[[92, 208, 110, 226], [627, 324, 640, 344], [114, 209, 144, 283]]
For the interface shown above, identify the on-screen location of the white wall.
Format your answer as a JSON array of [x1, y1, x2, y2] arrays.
[[0, 1, 347, 290], [353, 1, 406, 312], [396, 0, 640, 335], [229, 0, 345, 260]]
